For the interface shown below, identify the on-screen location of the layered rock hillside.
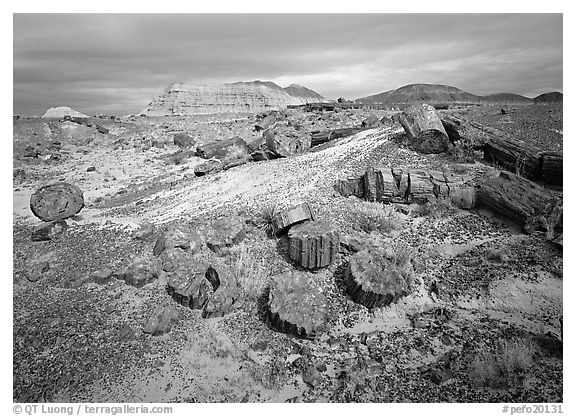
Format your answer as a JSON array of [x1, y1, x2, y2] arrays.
[[356, 83, 533, 105], [42, 106, 89, 118], [142, 80, 325, 115]]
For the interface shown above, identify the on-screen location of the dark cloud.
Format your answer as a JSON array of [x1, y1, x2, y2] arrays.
[[13, 13, 562, 115]]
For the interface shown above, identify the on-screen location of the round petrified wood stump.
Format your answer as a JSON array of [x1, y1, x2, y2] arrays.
[[268, 271, 328, 339], [272, 203, 314, 234], [30, 182, 84, 221], [288, 220, 340, 268], [345, 248, 414, 309]]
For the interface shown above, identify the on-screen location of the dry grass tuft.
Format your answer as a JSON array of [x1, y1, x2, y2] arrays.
[[469, 337, 538, 388], [350, 201, 403, 233], [231, 244, 273, 303], [254, 204, 278, 237]]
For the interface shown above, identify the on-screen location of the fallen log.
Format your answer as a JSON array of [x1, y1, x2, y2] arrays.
[[538, 151, 563, 186], [398, 104, 451, 154], [483, 136, 542, 180], [476, 171, 562, 233], [288, 220, 340, 268], [310, 127, 364, 147], [334, 167, 474, 204]]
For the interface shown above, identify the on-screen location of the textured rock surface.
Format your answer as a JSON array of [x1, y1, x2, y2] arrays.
[[30, 182, 84, 222], [115, 257, 160, 288], [42, 106, 88, 118], [202, 265, 241, 318], [173, 133, 197, 149], [153, 225, 202, 257], [194, 159, 223, 176], [204, 216, 246, 253], [142, 81, 325, 115], [30, 220, 68, 241], [143, 305, 179, 335], [345, 248, 414, 309], [288, 220, 340, 268], [166, 263, 214, 310], [272, 203, 315, 234], [268, 271, 329, 339], [264, 123, 311, 157], [398, 104, 450, 154]]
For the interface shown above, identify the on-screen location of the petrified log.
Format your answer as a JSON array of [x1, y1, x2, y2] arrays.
[[174, 132, 196, 149], [31, 220, 68, 241], [272, 203, 315, 234], [268, 271, 329, 339], [345, 248, 414, 309], [288, 220, 340, 268], [255, 113, 277, 131], [30, 182, 84, 222], [265, 125, 311, 157], [202, 264, 241, 318], [334, 167, 473, 204], [153, 224, 202, 257], [196, 136, 250, 161], [166, 263, 214, 310], [538, 151, 563, 185], [115, 257, 160, 288], [477, 171, 562, 232], [194, 159, 223, 176], [310, 127, 363, 147], [398, 104, 450, 154], [362, 115, 380, 129], [483, 136, 542, 179]]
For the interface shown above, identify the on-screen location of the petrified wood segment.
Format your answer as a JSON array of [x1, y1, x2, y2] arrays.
[[483, 136, 542, 179], [166, 263, 214, 310], [268, 271, 328, 339], [477, 171, 562, 232], [310, 127, 363, 147], [288, 220, 340, 268], [272, 203, 315, 233], [538, 151, 563, 186], [30, 182, 84, 222], [334, 167, 472, 204], [204, 216, 246, 253], [345, 248, 414, 309], [398, 104, 450, 154]]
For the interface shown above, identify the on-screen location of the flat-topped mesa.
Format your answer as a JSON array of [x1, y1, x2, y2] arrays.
[[142, 80, 325, 115]]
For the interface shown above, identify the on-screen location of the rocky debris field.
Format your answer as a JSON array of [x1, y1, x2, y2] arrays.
[[13, 103, 562, 403]]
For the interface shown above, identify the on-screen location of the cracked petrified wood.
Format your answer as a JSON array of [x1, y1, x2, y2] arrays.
[[166, 262, 215, 310], [334, 167, 474, 204], [268, 271, 328, 339], [310, 127, 364, 147], [29, 182, 84, 221], [204, 216, 246, 253], [477, 171, 562, 233], [345, 248, 414, 309], [398, 104, 450, 154], [538, 151, 563, 186], [288, 220, 340, 268], [272, 202, 315, 234]]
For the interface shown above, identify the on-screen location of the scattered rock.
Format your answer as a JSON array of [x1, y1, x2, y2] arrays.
[[115, 257, 160, 288], [204, 216, 246, 254], [173, 133, 197, 149], [202, 265, 241, 318], [86, 166, 96, 172], [133, 222, 157, 241], [194, 159, 223, 176], [153, 225, 202, 257], [339, 235, 363, 254], [264, 125, 311, 158], [96, 125, 109, 134], [117, 324, 136, 342], [196, 136, 250, 162], [30, 182, 85, 222], [30, 220, 68, 242], [302, 364, 322, 388], [26, 261, 50, 282], [255, 113, 277, 131], [89, 269, 113, 285], [166, 262, 214, 309], [361, 115, 380, 129], [13, 168, 26, 183], [143, 305, 179, 335]]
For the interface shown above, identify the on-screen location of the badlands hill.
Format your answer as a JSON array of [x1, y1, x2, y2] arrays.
[[356, 84, 533, 105], [42, 106, 89, 119], [533, 92, 563, 103], [142, 80, 325, 115]]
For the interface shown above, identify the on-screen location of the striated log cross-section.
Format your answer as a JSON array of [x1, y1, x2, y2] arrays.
[[334, 167, 474, 204], [272, 203, 315, 234], [288, 220, 340, 268]]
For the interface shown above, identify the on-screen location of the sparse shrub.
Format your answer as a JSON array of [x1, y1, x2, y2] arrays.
[[469, 338, 537, 388], [231, 245, 273, 302], [449, 140, 482, 163], [450, 187, 476, 209], [418, 197, 457, 219], [224, 143, 249, 163], [351, 201, 403, 233], [254, 204, 278, 237]]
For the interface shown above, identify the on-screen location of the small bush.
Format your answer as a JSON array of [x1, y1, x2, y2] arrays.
[[351, 201, 403, 233], [469, 338, 537, 388], [224, 143, 249, 163], [254, 204, 278, 237], [232, 245, 273, 303], [450, 187, 476, 209]]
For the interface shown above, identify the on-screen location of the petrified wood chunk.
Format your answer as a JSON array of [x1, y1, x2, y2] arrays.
[[202, 264, 241, 318], [483, 136, 541, 179], [288, 220, 340, 268], [153, 224, 202, 257], [31, 220, 68, 241], [345, 248, 414, 309], [166, 262, 214, 310], [310, 127, 363, 147], [194, 159, 223, 176], [204, 216, 246, 253], [115, 257, 160, 288], [272, 203, 315, 234], [268, 271, 329, 339], [30, 182, 84, 222], [476, 171, 562, 233], [255, 113, 277, 131], [538, 151, 563, 186], [398, 104, 450, 154], [265, 125, 311, 157]]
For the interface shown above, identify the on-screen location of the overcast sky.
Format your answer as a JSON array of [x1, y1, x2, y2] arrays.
[[13, 13, 562, 115]]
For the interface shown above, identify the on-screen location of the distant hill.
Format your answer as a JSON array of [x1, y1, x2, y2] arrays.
[[533, 92, 563, 103], [42, 106, 89, 118], [143, 80, 325, 115], [356, 84, 532, 105]]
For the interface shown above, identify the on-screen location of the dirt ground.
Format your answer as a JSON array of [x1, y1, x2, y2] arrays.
[[12, 104, 562, 403]]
